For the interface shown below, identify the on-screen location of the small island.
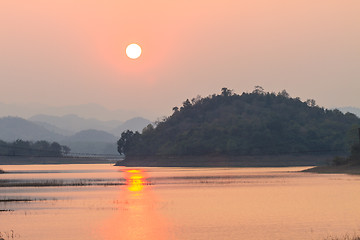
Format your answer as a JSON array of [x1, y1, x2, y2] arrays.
[[116, 87, 360, 167]]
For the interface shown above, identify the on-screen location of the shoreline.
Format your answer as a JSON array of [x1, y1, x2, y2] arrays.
[[2, 155, 359, 175], [116, 154, 333, 167], [303, 164, 360, 175]]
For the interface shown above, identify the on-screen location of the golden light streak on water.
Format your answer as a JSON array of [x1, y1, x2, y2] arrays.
[[99, 168, 172, 240], [125, 169, 147, 192]]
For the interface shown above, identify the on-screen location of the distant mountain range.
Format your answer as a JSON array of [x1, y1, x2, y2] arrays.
[[64, 129, 118, 143], [0, 115, 152, 155], [28, 114, 151, 136], [61, 129, 120, 155], [0, 102, 144, 121], [112, 117, 154, 136], [0, 117, 63, 142], [29, 114, 123, 135]]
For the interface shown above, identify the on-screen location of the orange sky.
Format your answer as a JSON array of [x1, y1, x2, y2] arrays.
[[0, 0, 359, 120]]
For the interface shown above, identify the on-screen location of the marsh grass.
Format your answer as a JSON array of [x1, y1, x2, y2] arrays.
[[324, 234, 360, 240], [0, 178, 126, 187], [0, 198, 38, 202]]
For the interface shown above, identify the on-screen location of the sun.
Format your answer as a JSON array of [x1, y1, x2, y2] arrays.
[[126, 43, 142, 59]]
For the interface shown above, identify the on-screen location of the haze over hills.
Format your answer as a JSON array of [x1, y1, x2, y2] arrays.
[[64, 129, 118, 143], [338, 107, 360, 118], [0, 117, 63, 142], [112, 117, 152, 136], [32, 120, 74, 136], [29, 114, 123, 135], [29, 114, 151, 136], [0, 102, 145, 121], [0, 115, 152, 155], [61, 129, 119, 155]]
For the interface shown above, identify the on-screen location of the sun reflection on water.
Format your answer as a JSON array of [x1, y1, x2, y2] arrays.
[[98, 168, 172, 240], [125, 169, 147, 192]]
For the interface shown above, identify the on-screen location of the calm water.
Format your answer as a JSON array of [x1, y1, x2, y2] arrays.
[[1, 164, 360, 240]]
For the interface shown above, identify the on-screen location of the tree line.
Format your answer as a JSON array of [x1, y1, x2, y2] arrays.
[[0, 139, 70, 157], [332, 141, 360, 165]]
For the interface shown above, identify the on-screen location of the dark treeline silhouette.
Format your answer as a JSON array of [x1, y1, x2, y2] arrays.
[[0, 139, 70, 157], [118, 87, 360, 159], [332, 141, 360, 166], [349, 142, 360, 164]]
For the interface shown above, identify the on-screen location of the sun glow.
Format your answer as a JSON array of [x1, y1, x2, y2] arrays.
[[126, 43, 142, 59], [100, 168, 169, 240], [125, 169, 146, 192]]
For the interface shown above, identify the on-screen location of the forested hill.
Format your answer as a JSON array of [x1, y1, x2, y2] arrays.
[[118, 88, 360, 158]]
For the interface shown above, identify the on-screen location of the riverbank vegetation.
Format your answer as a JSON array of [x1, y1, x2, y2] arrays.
[[118, 87, 360, 165]]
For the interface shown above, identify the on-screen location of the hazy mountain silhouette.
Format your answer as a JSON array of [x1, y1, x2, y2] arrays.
[[338, 107, 360, 118], [0, 102, 141, 121], [0, 117, 64, 142], [29, 114, 123, 134], [31, 120, 74, 136], [29, 114, 151, 137], [0, 115, 151, 155], [64, 129, 117, 143], [60, 129, 119, 155], [112, 117, 152, 136]]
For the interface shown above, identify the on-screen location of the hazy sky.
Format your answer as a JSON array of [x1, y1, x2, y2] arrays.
[[1, 1, 359, 120]]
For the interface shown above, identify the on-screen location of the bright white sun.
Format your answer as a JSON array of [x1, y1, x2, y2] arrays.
[[126, 43, 142, 59]]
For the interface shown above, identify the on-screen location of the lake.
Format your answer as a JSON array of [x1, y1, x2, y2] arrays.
[[1, 164, 360, 240]]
